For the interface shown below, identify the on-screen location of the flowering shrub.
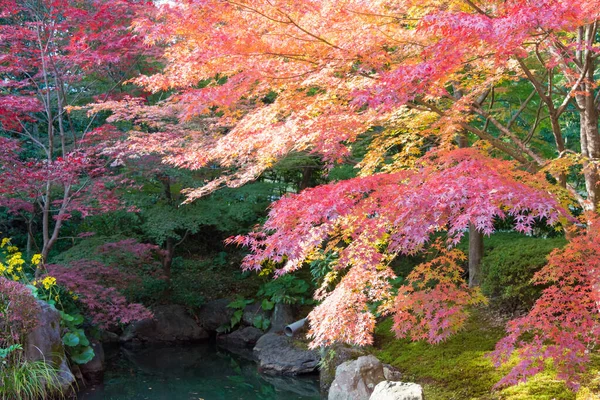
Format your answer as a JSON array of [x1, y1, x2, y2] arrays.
[[47, 260, 152, 328], [0, 236, 151, 368], [0, 238, 29, 282], [0, 277, 40, 345]]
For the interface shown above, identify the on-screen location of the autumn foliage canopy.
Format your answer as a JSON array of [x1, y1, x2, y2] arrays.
[[112, 0, 600, 389], [3, 0, 600, 393]]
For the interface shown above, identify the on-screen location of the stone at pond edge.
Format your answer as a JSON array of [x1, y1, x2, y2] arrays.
[[218, 326, 264, 348], [369, 381, 423, 400], [319, 343, 368, 395], [25, 300, 75, 392], [120, 304, 209, 343], [98, 330, 119, 344], [79, 341, 105, 384], [328, 355, 386, 400], [253, 333, 320, 375], [268, 303, 295, 333], [197, 298, 235, 332], [242, 302, 272, 328]]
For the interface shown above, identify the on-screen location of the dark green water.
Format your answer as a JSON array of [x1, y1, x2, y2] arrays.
[[77, 344, 321, 400]]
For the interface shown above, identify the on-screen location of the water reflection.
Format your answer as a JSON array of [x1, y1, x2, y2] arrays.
[[77, 343, 321, 400]]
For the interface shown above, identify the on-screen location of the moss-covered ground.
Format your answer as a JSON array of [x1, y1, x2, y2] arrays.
[[372, 309, 600, 400]]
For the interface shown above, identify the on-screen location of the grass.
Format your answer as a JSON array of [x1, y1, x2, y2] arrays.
[[0, 357, 66, 400], [372, 309, 600, 400]]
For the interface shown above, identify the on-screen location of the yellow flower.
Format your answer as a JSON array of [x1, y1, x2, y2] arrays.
[[31, 254, 42, 265], [42, 276, 57, 290], [0, 238, 10, 248], [72, 295, 78, 300], [7, 246, 18, 253]]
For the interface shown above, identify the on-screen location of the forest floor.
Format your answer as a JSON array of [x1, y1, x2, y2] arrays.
[[373, 308, 600, 400]]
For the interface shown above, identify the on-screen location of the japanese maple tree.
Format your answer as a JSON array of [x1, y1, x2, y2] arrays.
[[229, 148, 566, 347], [0, 0, 152, 265], [92, 0, 600, 389]]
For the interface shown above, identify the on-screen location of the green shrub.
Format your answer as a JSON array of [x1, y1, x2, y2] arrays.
[[480, 233, 566, 312], [257, 274, 313, 306]]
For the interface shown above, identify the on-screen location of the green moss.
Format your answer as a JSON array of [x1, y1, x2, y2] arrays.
[[372, 310, 600, 400], [374, 311, 505, 399]]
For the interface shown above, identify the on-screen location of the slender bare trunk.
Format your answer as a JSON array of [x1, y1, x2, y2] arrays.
[[458, 132, 484, 287], [468, 223, 483, 287], [575, 25, 600, 212]]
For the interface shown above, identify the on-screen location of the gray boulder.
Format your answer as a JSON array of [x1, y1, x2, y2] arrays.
[[120, 304, 208, 343], [320, 344, 367, 394], [79, 341, 105, 384], [328, 355, 386, 400], [98, 330, 119, 343], [369, 381, 423, 400], [268, 303, 295, 333], [253, 333, 320, 375], [218, 326, 264, 348], [25, 300, 75, 392], [197, 299, 234, 332], [242, 302, 272, 328]]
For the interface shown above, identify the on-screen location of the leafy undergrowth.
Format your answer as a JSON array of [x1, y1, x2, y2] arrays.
[[171, 253, 263, 306], [372, 309, 600, 400]]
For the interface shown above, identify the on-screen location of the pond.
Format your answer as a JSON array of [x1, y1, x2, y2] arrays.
[[77, 343, 322, 400]]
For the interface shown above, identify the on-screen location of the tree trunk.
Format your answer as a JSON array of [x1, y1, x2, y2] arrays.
[[298, 166, 314, 192], [162, 236, 174, 285], [458, 132, 484, 287], [468, 222, 484, 287], [576, 43, 600, 213], [158, 173, 174, 286]]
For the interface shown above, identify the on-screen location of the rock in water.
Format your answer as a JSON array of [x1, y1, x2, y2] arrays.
[[197, 299, 234, 332], [369, 381, 424, 400], [218, 326, 264, 348], [268, 303, 295, 333], [25, 300, 75, 392], [328, 355, 386, 400], [79, 340, 105, 384], [120, 304, 208, 343], [253, 333, 320, 375]]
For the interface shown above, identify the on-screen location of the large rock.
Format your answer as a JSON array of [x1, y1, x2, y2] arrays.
[[217, 326, 264, 348], [328, 355, 386, 400], [369, 381, 423, 400], [197, 299, 234, 332], [253, 333, 320, 375], [320, 344, 367, 395], [242, 302, 272, 328], [268, 303, 295, 333], [120, 304, 208, 343], [25, 301, 75, 391], [98, 330, 119, 344], [79, 340, 105, 384]]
